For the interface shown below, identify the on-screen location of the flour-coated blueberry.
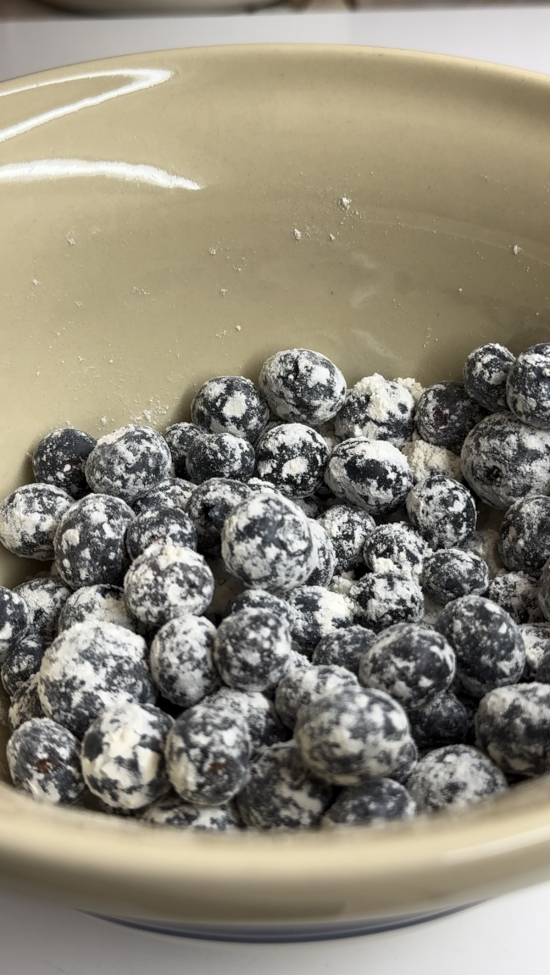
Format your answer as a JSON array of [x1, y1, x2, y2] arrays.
[[191, 376, 269, 443], [463, 343, 516, 413], [325, 438, 412, 515], [81, 702, 173, 811], [461, 413, 550, 510], [415, 382, 485, 454], [0, 484, 73, 561], [406, 744, 507, 811], [32, 428, 96, 500], [85, 425, 172, 502], [259, 349, 346, 426], [54, 494, 134, 589], [334, 374, 415, 447], [7, 717, 84, 805]]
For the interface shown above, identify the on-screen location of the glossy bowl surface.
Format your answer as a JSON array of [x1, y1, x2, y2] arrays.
[[2, 45, 550, 935]]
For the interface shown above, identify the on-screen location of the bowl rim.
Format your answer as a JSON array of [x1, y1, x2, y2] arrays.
[[2, 41, 550, 925]]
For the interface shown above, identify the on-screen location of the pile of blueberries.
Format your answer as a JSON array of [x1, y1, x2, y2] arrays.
[[1, 341, 550, 832]]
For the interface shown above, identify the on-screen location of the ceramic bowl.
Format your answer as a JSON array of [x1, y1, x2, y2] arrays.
[[2, 45, 550, 940]]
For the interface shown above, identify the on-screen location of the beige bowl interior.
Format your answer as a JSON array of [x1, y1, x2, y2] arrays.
[[2, 45, 550, 926]]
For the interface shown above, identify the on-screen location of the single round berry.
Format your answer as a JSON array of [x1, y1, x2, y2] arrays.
[[476, 683, 550, 776], [164, 422, 207, 477], [209, 687, 289, 754], [186, 478, 251, 557], [1, 633, 45, 697], [141, 792, 240, 830], [461, 412, 550, 510], [191, 375, 269, 443], [323, 778, 416, 829], [295, 685, 413, 785], [165, 701, 250, 805], [85, 425, 172, 502], [255, 423, 328, 498], [287, 585, 356, 654], [0, 484, 73, 560], [358, 622, 455, 711], [363, 524, 428, 584], [124, 542, 214, 627], [406, 744, 507, 812], [506, 343, 550, 429], [7, 717, 84, 805], [325, 438, 412, 515], [488, 571, 543, 625], [54, 494, 134, 590], [131, 478, 194, 515], [401, 439, 463, 485], [13, 577, 71, 644], [226, 589, 296, 629], [125, 505, 197, 561], [259, 348, 346, 426], [37, 620, 154, 738], [32, 428, 96, 499], [236, 742, 334, 830], [185, 433, 255, 484], [275, 664, 358, 730], [498, 496, 550, 576], [334, 374, 415, 446], [213, 608, 291, 692], [0, 587, 30, 657], [436, 595, 525, 697], [407, 692, 469, 750], [415, 381, 485, 454], [406, 473, 476, 549], [57, 584, 136, 634], [422, 549, 489, 605], [306, 521, 336, 587], [150, 615, 219, 708], [312, 625, 376, 675], [8, 674, 44, 732], [81, 703, 173, 811], [221, 493, 317, 593], [463, 343, 516, 413], [317, 504, 376, 574], [350, 572, 423, 632]]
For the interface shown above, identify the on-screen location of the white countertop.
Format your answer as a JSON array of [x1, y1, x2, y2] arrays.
[[2, 7, 550, 972]]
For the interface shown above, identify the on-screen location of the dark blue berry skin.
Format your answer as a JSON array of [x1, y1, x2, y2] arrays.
[[226, 589, 296, 629], [132, 479, 194, 516], [33, 428, 96, 500], [186, 478, 251, 557], [164, 423, 206, 478], [506, 343, 550, 429], [312, 625, 376, 675], [407, 693, 469, 750], [186, 434, 255, 484], [406, 473, 477, 550], [125, 506, 197, 561], [436, 595, 525, 697], [498, 496, 550, 576], [7, 716, 84, 805], [191, 376, 269, 444], [255, 424, 328, 499], [0, 587, 30, 660], [463, 343, 515, 413], [1, 632, 45, 697], [422, 549, 489, 605], [415, 381, 485, 454], [323, 778, 416, 828]]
